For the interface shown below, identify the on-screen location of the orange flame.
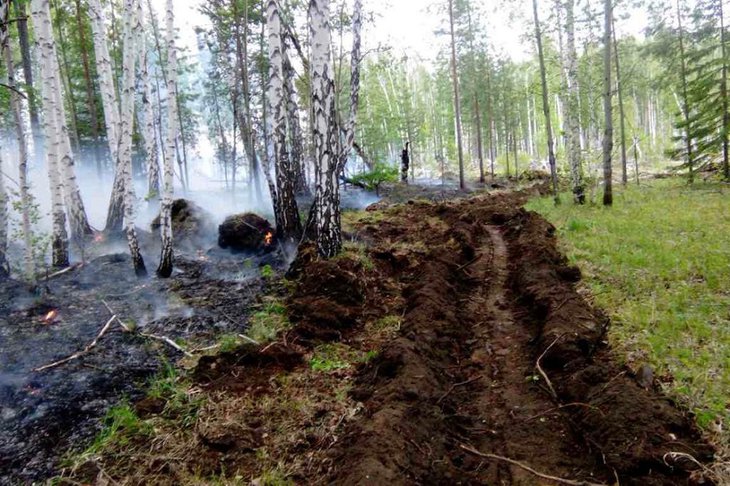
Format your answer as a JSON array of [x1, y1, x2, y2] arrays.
[[93, 233, 105, 244], [264, 231, 273, 246], [43, 310, 58, 323]]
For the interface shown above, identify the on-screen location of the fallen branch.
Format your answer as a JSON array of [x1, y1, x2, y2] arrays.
[[238, 334, 260, 345], [460, 444, 608, 486], [536, 334, 564, 400], [34, 315, 116, 372], [102, 300, 192, 356], [40, 263, 83, 281]]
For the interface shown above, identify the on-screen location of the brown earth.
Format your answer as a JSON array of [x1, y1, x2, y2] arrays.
[[63, 189, 715, 485]]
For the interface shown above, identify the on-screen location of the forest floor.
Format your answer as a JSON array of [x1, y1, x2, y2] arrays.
[[527, 179, 730, 456], [39, 180, 723, 485]]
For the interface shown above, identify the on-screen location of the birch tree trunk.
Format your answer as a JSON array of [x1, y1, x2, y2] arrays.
[[309, 0, 341, 257], [137, 0, 160, 200], [33, 0, 93, 241], [448, 0, 465, 190], [1, 4, 36, 280], [266, 0, 302, 242], [30, 0, 69, 268], [564, 0, 584, 203], [88, 0, 124, 232], [156, 0, 177, 278], [532, 0, 559, 203], [283, 43, 309, 195], [340, 0, 362, 174], [602, 0, 614, 206], [120, 0, 146, 276]]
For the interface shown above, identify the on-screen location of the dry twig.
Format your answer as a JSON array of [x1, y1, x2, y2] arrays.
[[536, 334, 564, 400], [437, 375, 483, 404], [34, 315, 116, 372], [460, 444, 608, 486]]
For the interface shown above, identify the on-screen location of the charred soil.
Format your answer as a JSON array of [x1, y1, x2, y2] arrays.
[[58, 189, 714, 485]]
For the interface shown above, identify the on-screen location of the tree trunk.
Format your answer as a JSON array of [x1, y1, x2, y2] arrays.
[[612, 18, 628, 185], [89, 0, 125, 232], [533, 0, 559, 203], [309, 0, 341, 257], [340, 0, 363, 175], [30, 0, 69, 268], [602, 0, 614, 206], [137, 0, 160, 200], [564, 0, 584, 203], [1, 4, 35, 281], [282, 43, 309, 195], [120, 0, 146, 276], [0, 149, 7, 278], [448, 0, 465, 190], [12, 0, 40, 142], [676, 0, 693, 183], [265, 0, 302, 242], [157, 0, 178, 278], [401, 142, 410, 183], [53, 2, 81, 154]]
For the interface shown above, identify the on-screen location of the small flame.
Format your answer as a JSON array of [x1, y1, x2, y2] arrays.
[[43, 310, 58, 323], [264, 231, 273, 246], [93, 233, 105, 244], [197, 250, 209, 262]]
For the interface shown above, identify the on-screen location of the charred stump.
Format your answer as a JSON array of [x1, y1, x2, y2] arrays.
[[218, 213, 276, 253]]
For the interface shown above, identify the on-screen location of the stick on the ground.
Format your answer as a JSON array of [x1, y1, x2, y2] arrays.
[[101, 300, 192, 356], [536, 334, 564, 400], [34, 315, 116, 372], [459, 444, 608, 486], [238, 334, 260, 345], [437, 375, 483, 404], [39, 263, 83, 281]]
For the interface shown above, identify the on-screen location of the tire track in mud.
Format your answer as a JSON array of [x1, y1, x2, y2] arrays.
[[328, 194, 713, 486]]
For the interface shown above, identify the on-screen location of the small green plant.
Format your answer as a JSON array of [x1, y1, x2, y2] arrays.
[[218, 334, 241, 353], [350, 163, 399, 195], [310, 344, 355, 372], [84, 403, 151, 455], [247, 299, 289, 343], [261, 264, 275, 279]]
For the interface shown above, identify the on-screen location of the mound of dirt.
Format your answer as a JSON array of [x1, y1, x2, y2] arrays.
[[150, 199, 215, 247], [218, 213, 275, 253]]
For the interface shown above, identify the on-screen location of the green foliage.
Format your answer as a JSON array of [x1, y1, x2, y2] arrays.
[[527, 179, 730, 441], [260, 264, 275, 279], [83, 403, 151, 456], [350, 163, 399, 194], [247, 299, 289, 343]]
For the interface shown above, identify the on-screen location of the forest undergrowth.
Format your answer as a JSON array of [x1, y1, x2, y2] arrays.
[[528, 177, 730, 451]]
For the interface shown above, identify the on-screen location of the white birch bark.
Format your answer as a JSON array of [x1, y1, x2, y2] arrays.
[[33, 0, 92, 241], [340, 0, 362, 172], [565, 0, 585, 203], [136, 0, 160, 199], [88, 0, 125, 232], [120, 0, 146, 275], [1, 4, 35, 280], [156, 0, 177, 278], [266, 0, 301, 242], [309, 0, 340, 257], [30, 0, 69, 268]]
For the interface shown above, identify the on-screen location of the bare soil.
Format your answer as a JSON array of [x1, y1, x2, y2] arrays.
[[54, 187, 714, 485]]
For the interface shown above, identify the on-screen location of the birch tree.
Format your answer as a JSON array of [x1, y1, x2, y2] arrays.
[[157, 0, 177, 278], [137, 0, 160, 200], [266, 0, 302, 242], [120, 0, 147, 276], [309, 0, 340, 257], [532, 0, 559, 203], [563, 0, 584, 203], [88, 0, 124, 232], [1, 2, 35, 280], [32, 0, 93, 242], [602, 0, 614, 206], [30, 0, 69, 267]]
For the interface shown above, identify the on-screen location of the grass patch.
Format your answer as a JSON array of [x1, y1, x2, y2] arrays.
[[527, 179, 730, 442], [248, 298, 290, 343], [83, 403, 151, 457]]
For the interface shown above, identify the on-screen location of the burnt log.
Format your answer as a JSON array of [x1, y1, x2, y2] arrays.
[[218, 213, 275, 253]]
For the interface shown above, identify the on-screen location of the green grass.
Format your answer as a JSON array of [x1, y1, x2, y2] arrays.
[[83, 403, 151, 456], [527, 179, 730, 438], [247, 299, 290, 343]]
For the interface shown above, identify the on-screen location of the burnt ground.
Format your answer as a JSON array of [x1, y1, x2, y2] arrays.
[[0, 235, 284, 485], [53, 187, 717, 485]]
